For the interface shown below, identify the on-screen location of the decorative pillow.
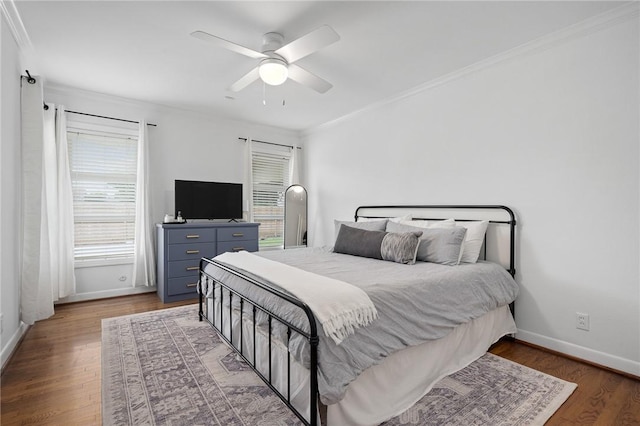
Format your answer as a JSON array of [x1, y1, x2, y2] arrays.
[[457, 220, 489, 263], [387, 221, 467, 265], [334, 219, 388, 242], [398, 218, 456, 229], [380, 231, 422, 264], [333, 225, 386, 259], [333, 225, 422, 264]]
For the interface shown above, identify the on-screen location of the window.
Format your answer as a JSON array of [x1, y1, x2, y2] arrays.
[[67, 123, 138, 263], [251, 145, 292, 249]]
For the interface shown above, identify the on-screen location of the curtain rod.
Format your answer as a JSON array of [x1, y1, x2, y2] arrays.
[[52, 108, 157, 127], [238, 137, 301, 150], [22, 71, 157, 127]]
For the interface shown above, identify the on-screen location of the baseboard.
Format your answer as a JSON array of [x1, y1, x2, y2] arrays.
[[55, 286, 157, 304], [516, 329, 640, 378], [1, 321, 29, 372]]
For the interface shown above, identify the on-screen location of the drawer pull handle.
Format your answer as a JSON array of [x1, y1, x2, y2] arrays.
[[232, 247, 245, 252], [232, 233, 244, 237], [186, 250, 200, 254], [186, 283, 198, 288], [186, 266, 199, 271], [186, 234, 200, 239]]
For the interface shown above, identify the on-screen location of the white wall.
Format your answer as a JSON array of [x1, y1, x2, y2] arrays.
[[45, 86, 300, 301], [1, 12, 27, 368], [303, 14, 639, 375]]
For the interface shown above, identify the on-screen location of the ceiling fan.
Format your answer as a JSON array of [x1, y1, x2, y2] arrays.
[[191, 25, 340, 94]]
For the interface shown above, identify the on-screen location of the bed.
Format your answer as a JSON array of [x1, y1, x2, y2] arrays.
[[198, 205, 519, 425]]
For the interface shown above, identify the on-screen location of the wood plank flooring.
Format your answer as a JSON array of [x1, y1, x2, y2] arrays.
[[1, 293, 195, 425], [1, 293, 638, 425]]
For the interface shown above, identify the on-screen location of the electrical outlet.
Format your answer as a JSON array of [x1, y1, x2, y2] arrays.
[[576, 312, 590, 331]]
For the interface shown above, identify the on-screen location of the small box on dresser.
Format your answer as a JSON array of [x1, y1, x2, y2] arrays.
[[156, 222, 259, 302]]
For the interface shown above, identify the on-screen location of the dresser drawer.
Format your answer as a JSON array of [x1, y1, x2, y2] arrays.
[[167, 276, 199, 296], [168, 259, 201, 278], [218, 226, 258, 242], [217, 239, 258, 254], [167, 242, 216, 261], [167, 228, 217, 244]]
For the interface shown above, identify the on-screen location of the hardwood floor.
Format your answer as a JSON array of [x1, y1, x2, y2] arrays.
[[1, 294, 638, 425], [0, 293, 196, 426]]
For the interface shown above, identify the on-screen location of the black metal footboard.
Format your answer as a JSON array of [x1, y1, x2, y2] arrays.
[[198, 257, 319, 426]]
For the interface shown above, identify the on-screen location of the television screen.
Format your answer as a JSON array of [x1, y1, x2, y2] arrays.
[[175, 180, 243, 220]]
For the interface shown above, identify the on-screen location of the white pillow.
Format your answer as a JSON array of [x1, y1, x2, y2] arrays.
[[357, 214, 412, 223], [398, 218, 455, 229], [356, 217, 387, 223], [457, 220, 489, 263]]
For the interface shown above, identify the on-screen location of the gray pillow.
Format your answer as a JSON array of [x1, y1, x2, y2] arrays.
[[334, 225, 422, 264], [334, 224, 386, 259], [386, 221, 467, 265], [333, 219, 388, 241]]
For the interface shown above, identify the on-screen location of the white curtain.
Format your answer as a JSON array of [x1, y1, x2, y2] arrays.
[[54, 106, 76, 297], [21, 77, 75, 325], [244, 138, 254, 222], [132, 120, 156, 287]]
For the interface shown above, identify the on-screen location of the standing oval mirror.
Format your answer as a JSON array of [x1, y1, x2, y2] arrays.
[[284, 185, 307, 248]]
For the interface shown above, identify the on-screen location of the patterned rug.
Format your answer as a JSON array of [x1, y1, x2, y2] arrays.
[[102, 305, 576, 425]]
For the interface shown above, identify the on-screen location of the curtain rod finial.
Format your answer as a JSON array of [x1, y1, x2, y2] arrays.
[[25, 70, 36, 84]]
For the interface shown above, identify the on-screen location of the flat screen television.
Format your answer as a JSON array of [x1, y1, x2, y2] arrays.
[[174, 180, 243, 220]]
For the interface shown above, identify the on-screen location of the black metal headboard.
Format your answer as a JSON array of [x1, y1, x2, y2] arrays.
[[354, 205, 516, 277]]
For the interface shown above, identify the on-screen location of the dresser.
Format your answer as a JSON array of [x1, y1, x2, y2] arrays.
[[156, 222, 259, 302]]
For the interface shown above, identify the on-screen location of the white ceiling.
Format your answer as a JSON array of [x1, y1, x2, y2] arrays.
[[15, 1, 623, 131]]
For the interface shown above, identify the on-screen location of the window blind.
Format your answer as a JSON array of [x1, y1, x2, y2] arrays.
[[67, 130, 138, 261], [251, 149, 291, 249]]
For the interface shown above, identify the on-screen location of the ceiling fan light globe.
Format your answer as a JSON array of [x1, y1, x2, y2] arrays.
[[258, 59, 288, 86]]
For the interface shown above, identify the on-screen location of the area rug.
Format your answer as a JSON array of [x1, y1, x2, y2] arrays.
[[102, 305, 576, 425]]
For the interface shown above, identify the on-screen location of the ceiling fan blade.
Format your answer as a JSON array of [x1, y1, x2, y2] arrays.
[[191, 31, 267, 59], [228, 67, 260, 92], [275, 25, 339, 64], [287, 64, 333, 94]]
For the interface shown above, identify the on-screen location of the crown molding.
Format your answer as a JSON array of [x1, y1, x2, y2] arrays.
[[0, 0, 32, 50], [304, 2, 640, 137]]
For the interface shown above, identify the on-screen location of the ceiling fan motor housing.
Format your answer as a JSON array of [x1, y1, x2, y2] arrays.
[[262, 32, 285, 53], [259, 32, 289, 85]]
